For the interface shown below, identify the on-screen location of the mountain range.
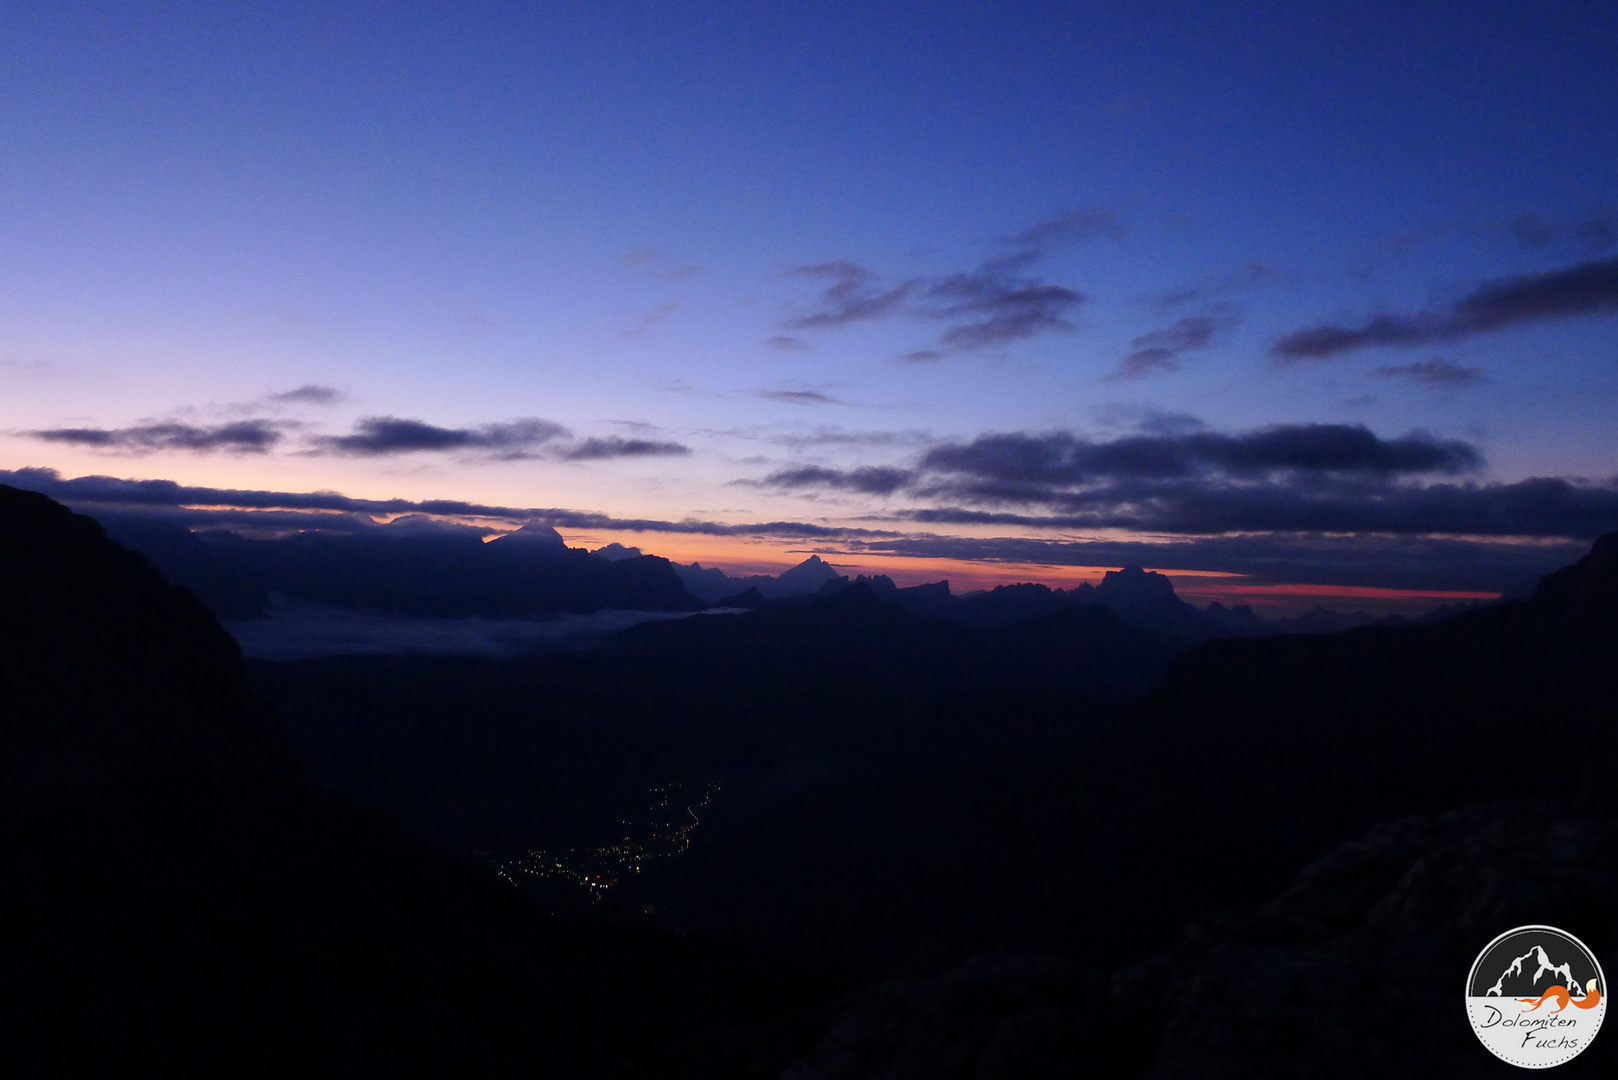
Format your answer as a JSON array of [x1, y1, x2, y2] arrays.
[[6, 480, 1617, 1075]]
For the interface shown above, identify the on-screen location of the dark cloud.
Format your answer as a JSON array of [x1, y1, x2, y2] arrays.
[[760, 465, 912, 496], [758, 390, 841, 406], [0, 467, 903, 541], [1111, 305, 1237, 379], [1004, 209, 1124, 248], [562, 437, 692, 461], [920, 424, 1480, 490], [898, 349, 943, 363], [1373, 358, 1484, 388], [268, 384, 343, 405], [784, 248, 1084, 351], [899, 474, 1618, 540], [29, 419, 284, 454], [1273, 256, 1618, 361], [312, 417, 568, 457], [924, 264, 1085, 349], [765, 335, 814, 351], [785, 262, 917, 328]]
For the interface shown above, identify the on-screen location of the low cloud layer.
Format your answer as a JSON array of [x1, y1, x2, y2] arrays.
[[5, 465, 1611, 594], [0, 467, 898, 541], [900, 475, 1618, 539], [753, 421, 1618, 541], [1273, 256, 1618, 360]]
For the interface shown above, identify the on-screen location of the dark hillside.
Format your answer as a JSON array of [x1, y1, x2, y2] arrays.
[[0, 486, 837, 1075]]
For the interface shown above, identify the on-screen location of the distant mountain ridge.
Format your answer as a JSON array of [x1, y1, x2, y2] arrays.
[[95, 512, 704, 619], [698, 556, 1461, 644]]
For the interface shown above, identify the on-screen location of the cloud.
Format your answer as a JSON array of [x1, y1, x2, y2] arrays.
[[758, 389, 842, 406], [765, 335, 814, 351], [29, 419, 284, 454], [1004, 209, 1124, 248], [622, 300, 678, 338], [621, 246, 704, 280], [770, 427, 935, 450], [1111, 305, 1237, 379], [784, 261, 917, 328], [897, 350, 943, 363], [1373, 358, 1485, 388], [919, 424, 1480, 490], [897, 474, 1618, 539], [312, 417, 567, 457], [267, 384, 343, 405], [0, 467, 904, 541], [784, 249, 1084, 350], [759, 465, 912, 496], [1272, 256, 1618, 361], [1504, 211, 1617, 252], [1153, 262, 1274, 307], [562, 437, 691, 461], [924, 264, 1085, 349]]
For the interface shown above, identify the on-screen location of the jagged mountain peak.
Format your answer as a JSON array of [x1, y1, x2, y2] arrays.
[[491, 522, 568, 549], [777, 554, 845, 588]]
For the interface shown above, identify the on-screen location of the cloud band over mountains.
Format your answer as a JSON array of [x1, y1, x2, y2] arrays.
[[4, 461, 1613, 593], [754, 422, 1618, 540]]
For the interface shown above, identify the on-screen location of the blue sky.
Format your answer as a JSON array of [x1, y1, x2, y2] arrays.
[[3, 2, 1616, 604]]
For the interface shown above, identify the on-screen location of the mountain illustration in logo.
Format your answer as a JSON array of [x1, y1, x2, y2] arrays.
[[1486, 944, 1585, 998], [1468, 925, 1607, 1068]]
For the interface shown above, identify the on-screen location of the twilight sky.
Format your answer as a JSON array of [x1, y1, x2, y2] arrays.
[[3, 2, 1616, 608]]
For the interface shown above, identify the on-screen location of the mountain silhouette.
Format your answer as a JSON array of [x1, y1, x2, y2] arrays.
[[601, 530, 1618, 975], [91, 511, 704, 620], [678, 554, 851, 603], [0, 486, 837, 1074]]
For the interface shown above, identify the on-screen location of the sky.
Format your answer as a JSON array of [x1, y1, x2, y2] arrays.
[[3, 2, 1616, 609]]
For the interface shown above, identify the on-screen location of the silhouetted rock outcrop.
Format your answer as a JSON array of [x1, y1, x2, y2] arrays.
[[0, 486, 836, 1074], [0, 486, 297, 813], [776, 803, 1618, 1077]]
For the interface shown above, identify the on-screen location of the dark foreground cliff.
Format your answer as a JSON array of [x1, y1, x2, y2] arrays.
[[0, 485, 835, 1075]]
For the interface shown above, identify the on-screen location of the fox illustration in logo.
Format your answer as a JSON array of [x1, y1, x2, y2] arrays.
[[1518, 979, 1603, 1013]]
